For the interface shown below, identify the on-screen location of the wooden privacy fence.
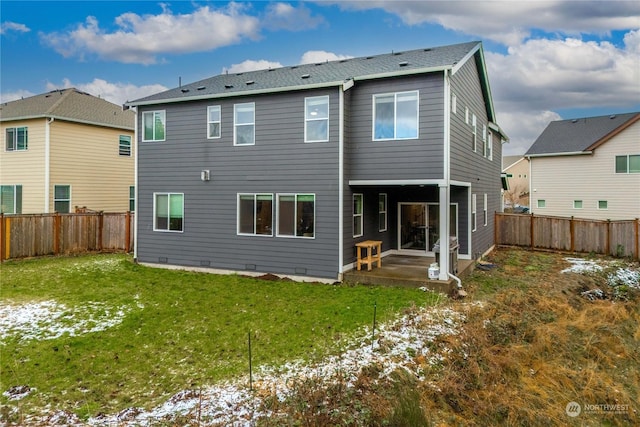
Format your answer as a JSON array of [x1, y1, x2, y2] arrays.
[[0, 212, 134, 261], [495, 213, 640, 260]]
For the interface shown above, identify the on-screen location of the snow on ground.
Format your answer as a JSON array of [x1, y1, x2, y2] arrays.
[[562, 257, 640, 289]]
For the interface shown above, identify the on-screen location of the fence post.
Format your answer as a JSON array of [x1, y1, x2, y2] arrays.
[[570, 216, 575, 253], [125, 211, 131, 253], [494, 212, 499, 246], [605, 219, 611, 256], [97, 212, 104, 252], [530, 212, 535, 250], [635, 218, 639, 261], [54, 212, 61, 255], [0, 213, 5, 262]]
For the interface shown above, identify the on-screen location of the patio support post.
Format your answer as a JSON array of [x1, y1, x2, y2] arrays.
[[438, 183, 450, 280]]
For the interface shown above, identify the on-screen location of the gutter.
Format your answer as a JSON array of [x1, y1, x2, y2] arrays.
[[526, 151, 592, 158]]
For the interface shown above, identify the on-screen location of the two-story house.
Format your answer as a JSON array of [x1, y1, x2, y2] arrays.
[[127, 41, 506, 282], [0, 88, 135, 214], [502, 156, 530, 210], [526, 112, 640, 220]]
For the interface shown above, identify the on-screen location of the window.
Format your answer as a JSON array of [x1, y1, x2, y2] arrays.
[[353, 194, 363, 237], [615, 154, 640, 173], [129, 186, 135, 212], [238, 194, 273, 236], [207, 106, 221, 139], [142, 111, 166, 142], [305, 96, 329, 142], [487, 131, 493, 160], [451, 93, 457, 114], [483, 193, 488, 226], [471, 114, 477, 152], [379, 193, 387, 232], [537, 199, 546, 208], [234, 103, 255, 145], [573, 200, 583, 209], [472, 194, 477, 232], [373, 91, 418, 140], [277, 194, 315, 238], [0, 185, 22, 214], [119, 135, 131, 156], [6, 127, 28, 151], [482, 125, 487, 157], [154, 193, 183, 232], [465, 107, 469, 124], [598, 200, 608, 210], [54, 185, 71, 213]]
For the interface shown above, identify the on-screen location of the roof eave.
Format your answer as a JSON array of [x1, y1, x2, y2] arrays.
[[0, 114, 133, 131], [526, 151, 593, 158], [585, 113, 640, 151]]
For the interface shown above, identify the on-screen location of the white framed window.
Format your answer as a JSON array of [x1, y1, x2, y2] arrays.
[[142, 111, 166, 142], [277, 194, 315, 238], [573, 200, 583, 209], [54, 185, 71, 213], [483, 193, 488, 226], [129, 186, 135, 212], [305, 96, 329, 142], [373, 91, 419, 140], [207, 106, 221, 139], [154, 193, 184, 232], [5, 127, 28, 151], [482, 124, 487, 157], [487, 131, 493, 160], [451, 93, 457, 114], [465, 107, 469, 124], [537, 199, 546, 208], [378, 193, 387, 232], [353, 193, 363, 237], [234, 103, 255, 145], [238, 194, 273, 236], [471, 194, 477, 232], [615, 154, 640, 173], [119, 135, 131, 156], [0, 185, 22, 214], [471, 114, 477, 152], [598, 200, 608, 210]]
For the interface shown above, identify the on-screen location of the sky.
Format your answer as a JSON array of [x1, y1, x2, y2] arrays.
[[1, 1, 639, 155]]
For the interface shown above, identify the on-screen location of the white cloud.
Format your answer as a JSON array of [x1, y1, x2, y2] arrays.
[[264, 2, 324, 31], [45, 78, 168, 106], [300, 50, 353, 64], [499, 110, 562, 156], [222, 59, 284, 74], [0, 89, 36, 104], [40, 3, 260, 64], [0, 21, 30, 35]]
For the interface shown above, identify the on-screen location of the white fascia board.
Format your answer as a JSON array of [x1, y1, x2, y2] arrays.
[[526, 151, 592, 158], [450, 180, 471, 187], [1, 114, 134, 131], [349, 179, 446, 186]]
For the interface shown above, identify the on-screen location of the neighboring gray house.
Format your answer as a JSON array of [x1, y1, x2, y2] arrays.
[[526, 112, 640, 221], [127, 41, 507, 282]]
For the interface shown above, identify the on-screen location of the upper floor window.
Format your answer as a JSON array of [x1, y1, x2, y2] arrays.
[[373, 91, 418, 140], [471, 114, 477, 152], [6, 127, 28, 151], [238, 193, 273, 236], [119, 135, 131, 156], [207, 105, 221, 139], [451, 93, 457, 114], [487, 131, 493, 160], [154, 193, 183, 232], [142, 111, 166, 142], [234, 103, 255, 145], [0, 185, 22, 214], [353, 193, 363, 237], [277, 194, 315, 238], [54, 185, 71, 213], [615, 154, 640, 173], [305, 96, 329, 142]]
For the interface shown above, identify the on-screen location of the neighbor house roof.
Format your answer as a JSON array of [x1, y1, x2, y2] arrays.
[[0, 88, 135, 130], [525, 112, 640, 157], [127, 41, 499, 125]]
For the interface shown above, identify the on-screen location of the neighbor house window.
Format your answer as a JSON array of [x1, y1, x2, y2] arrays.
[[378, 193, 387, 232], [6, 127, 28, 151], [573, 200, 583, 209], [483, 193, 488, 226], [119, 135, 131, 156], [537, 199, 546, 208], [451, 93, 457, 114], [0, 185, 22, 214], [129, 186, 135, 212], [353, 194, 363, 237], [472, 194, 477, 232], [207, 106, 221, 139], [305, 96, 329, 142], [234, 103, 255, 145], [598, 200, 608, 210], [277, 194, 315, 238], [615, 154, 640, 173], [154, 193, 183, 232], [238, 194, 273, 236], [142, 111, 166, 142], [54, 185, 71, 213], [373, 91, 418, 140]]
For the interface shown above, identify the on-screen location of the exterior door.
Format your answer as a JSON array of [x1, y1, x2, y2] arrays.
[[399, 203, 427, 253]]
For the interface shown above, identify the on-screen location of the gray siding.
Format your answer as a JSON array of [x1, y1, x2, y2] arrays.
[[137, 88, 342, 279]]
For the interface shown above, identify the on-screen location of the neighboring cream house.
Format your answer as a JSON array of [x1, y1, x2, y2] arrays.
[[526, 112, 640, 220], [502, 155, 530, 209], [0, 89, 135, 214]]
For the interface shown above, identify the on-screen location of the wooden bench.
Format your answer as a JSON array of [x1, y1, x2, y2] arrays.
[[356, 240, 382, 271]]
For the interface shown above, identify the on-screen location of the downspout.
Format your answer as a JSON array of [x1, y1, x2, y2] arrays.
[[133, 107, 139, 261], [44, 117, 54, 213], [438, 71, 451, 281], [337, 83, 346, 280]]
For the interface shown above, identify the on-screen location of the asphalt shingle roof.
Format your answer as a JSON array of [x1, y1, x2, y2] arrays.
[[525, 112, 640, 156], [0, 88, 135, 130], [128, 41, 481, 105]]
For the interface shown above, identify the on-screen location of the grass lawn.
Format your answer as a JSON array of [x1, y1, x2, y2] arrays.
[[0, 254, 441, 421]]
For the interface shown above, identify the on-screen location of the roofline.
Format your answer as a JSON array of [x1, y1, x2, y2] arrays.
[[526, 151, 593, 158], [126, 64, 454, 107], [585, 113, 640, 151], [502, 156, 527, 172], [451, 42, 496, 124], [0, 114, 134, 131]]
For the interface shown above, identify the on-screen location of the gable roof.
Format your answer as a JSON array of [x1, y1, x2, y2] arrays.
[[525, 112, 640, 157], [0, 88, 135, 130], [127, 41, 495, 118]]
